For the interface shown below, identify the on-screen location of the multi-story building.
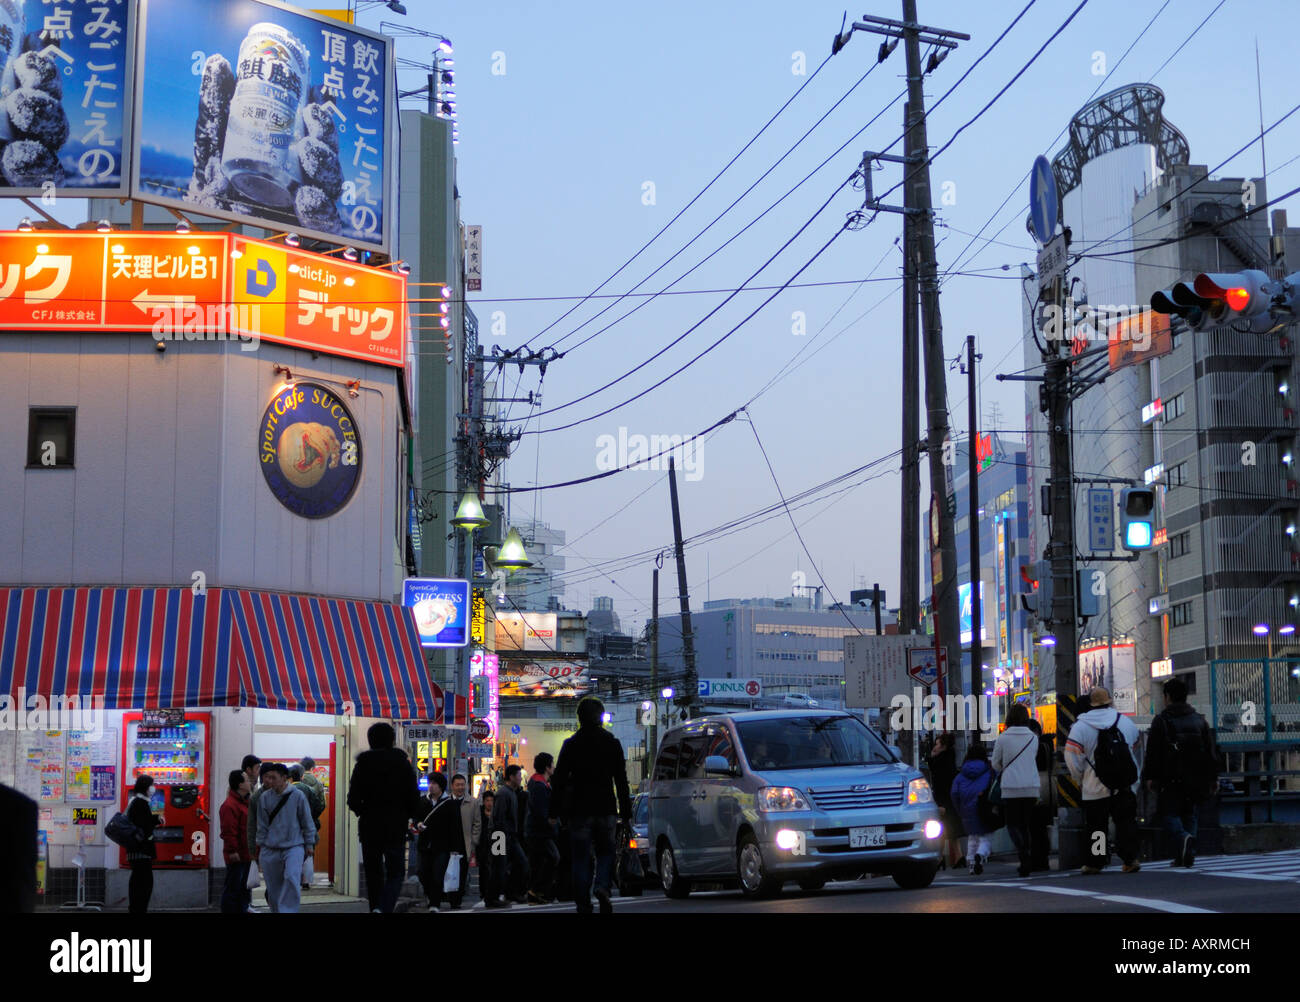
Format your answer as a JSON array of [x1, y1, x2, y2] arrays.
[[499, 519, 567, 612]]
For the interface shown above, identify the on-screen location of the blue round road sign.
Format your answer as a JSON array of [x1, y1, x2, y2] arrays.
[[1029, 155, 1058, 244]]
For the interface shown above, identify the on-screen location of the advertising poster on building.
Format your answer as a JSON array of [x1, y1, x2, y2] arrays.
[[132, 0, 393, 251], [958, 581, 987, 644], [403, 577, 470, 648], [499, 660, 589, 698], [0, 0, 133, 196], [65, 728, 116, 802], [494, 611, 558, 653], [1078, 642, 1137, 714]]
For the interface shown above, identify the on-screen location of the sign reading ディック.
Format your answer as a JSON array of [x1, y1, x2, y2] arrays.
[[259, 381, 360, 518]]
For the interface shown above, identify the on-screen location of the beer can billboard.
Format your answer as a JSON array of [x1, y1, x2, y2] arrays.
[[0, 0, 135, 197], [131, 0, 394, 253]]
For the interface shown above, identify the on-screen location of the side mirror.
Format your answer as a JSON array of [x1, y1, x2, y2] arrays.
[[704, 755, 734, 776]]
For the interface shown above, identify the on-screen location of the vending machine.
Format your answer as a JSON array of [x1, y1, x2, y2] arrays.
[[119, 711, 211, 868]]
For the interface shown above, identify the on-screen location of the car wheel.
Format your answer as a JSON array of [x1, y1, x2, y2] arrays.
[[796, 877, 826, 892], [737, 833, 783, 899], [659, 845, 691, 899], [892, 862, 939, 890]]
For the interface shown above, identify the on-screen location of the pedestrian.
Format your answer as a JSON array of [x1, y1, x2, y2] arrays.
[[254, 763, 316, 913], [347, 723, 422, 913], [125, 775, 164, 914], [525, 752, 559, 903], [477, 790, 497, 907], [297, 757, 326, 817], [992, 704, 1041, 877], [926, 733, 962, 869], [1142, 677, 1220, 868], [414, 772, 465, 911], [949, 743, 995, 875], [0, 782, 38, 913], [1026, 719, 1053, 871], [218, 769, 252, 915], [489, 765, 529, 905], [241, 755, 261, 792], [1065, 687, 1142, 875], [246, 761, 275, 887], [447, 774, 479, 910], [288, 764, 325, 890], [548, 696, 633, 914]]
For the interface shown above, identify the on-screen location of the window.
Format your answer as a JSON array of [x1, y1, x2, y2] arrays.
[[1171, 602, 1193, 627], [726, 648, 734, 660], [27, 407, 75, 468], [1163, 393, 1185, 422], [1171, 329, 1183, 351], [1167, 462, 1188, 488], [1169, 531, 1191, 558], [677, 735, 711, 779], [652, 740, 683, 781], [706, 727, 738, 770], [735, 716, 893, 770], [634, 795, 649, 825]]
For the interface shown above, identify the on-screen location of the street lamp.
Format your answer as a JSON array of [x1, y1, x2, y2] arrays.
[[450, 490, 490, 531], [1254, 622, 1273, 660]]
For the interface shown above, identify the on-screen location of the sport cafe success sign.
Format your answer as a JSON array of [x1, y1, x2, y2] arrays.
[[0, 231, 411, 366]]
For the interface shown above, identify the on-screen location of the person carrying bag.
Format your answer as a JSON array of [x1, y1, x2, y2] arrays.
[[991, 705, 1042, 876]]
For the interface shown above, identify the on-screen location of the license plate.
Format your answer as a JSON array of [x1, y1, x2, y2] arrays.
[[849, 826, 886, 848]]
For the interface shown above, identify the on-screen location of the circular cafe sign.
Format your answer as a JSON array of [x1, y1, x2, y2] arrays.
[[259, 382, 361, 518]]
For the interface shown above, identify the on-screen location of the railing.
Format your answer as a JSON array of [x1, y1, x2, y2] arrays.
[[1210, 658, 1300, 824]]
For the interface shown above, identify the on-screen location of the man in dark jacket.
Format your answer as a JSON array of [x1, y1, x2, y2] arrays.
[[549, 697, 632, 914], [346, 722, 421, 913], [1142, 677, 1219, 868], [525, 752, 558, 903], [488, 764, 529, 906], [0, 782, 37, 913]]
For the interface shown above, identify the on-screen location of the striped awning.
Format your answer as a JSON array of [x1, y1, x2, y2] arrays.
[[0, 587, 442, 720]]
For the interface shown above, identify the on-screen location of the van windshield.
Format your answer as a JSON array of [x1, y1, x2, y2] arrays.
[[736, 715, 894, 770]]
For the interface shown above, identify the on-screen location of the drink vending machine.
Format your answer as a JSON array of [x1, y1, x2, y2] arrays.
[[119, 711, 211, 868]]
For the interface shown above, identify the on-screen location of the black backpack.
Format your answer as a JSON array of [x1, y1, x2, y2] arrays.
[[1160, 712, 1219, 801], [1089, 717, 1137, 793]]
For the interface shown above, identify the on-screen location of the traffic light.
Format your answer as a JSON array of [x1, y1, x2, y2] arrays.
[[1151, 270, 1277, 334], [1020, 559, 1054, 620], [1119, 487, 1156, 550]]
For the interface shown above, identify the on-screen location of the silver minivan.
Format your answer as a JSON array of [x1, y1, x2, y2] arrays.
[[647, 710, 942, 898]]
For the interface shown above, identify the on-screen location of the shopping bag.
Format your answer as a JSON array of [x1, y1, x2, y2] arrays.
[[302, 855, 315, 886], [443, 853, 462, 893], [246, 861, 262, 890]]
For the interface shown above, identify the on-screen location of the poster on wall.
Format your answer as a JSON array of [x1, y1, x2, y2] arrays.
[[0, 0, 134, 196], [17, 730, 65, 802], [494, 611, 559, 653], [66, 728, 117, 801], [1079, 643, 1137, 715], [259, 381, 362, 519], [132, 0, 394, 251], [403, 577, 470, 649]]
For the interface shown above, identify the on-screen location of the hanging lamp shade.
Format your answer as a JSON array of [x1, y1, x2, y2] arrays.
[[494, 527, 533, 571], [450, 491, 490, 531]]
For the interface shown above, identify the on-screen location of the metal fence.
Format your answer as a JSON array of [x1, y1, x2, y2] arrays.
[[1209, 659, 1300, 823]]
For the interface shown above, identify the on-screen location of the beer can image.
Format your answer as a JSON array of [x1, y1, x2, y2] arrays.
[[221, 22, 310, 210], [0, 0, 28, 142]]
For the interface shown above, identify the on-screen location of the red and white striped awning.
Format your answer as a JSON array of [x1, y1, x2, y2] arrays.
[[0, 587, 445, 720]]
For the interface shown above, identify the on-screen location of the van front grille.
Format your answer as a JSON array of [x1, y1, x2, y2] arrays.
[[806, 783, 904, 810]]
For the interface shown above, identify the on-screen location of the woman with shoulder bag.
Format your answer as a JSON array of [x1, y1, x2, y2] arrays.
[[125, 774, 165, 914], [991, 704, 1041, 877]]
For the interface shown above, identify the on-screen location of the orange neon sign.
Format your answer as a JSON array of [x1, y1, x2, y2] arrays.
[[0, 231, 417, 368]]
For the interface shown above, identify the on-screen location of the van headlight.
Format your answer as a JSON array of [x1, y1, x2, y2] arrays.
[[907, 779, 934, 805], [757, 786, 811, 812]]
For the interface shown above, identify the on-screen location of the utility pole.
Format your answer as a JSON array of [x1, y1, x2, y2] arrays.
[[964, 334, 983, 739], [835, 4, 968, 746], [650, 566, 659, 766], [899, 99, 921, 638], [668, 457, 698, 719]]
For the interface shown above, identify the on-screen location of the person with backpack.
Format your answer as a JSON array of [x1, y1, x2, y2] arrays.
[[949, 742, 997, 875], [1066, 687, 1141, 874], [992, 705, 1041, 877], [124, 775, 164, 914], [219, 769, 252, 914], [288, 763, 325, 890], [1142, 677, 1219, 868]]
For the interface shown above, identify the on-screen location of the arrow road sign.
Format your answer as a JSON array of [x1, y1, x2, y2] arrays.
[[1029, 155, 1059, 244]]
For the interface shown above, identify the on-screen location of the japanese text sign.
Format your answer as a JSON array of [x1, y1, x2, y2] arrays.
[[0, 0, 134, 197], [131, 0, 394, 251]]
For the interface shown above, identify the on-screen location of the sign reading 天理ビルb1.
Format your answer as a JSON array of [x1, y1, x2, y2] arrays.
[[403, 578, 470, 649], [259, 381, 361, 519], [0, 0, 133, 197], [132, 0, 394, 252]]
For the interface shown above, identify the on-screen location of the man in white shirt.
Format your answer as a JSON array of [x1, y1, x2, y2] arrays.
[[1065, 688, 1141, 875]]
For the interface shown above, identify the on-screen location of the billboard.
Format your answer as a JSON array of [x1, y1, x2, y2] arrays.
[[403, 577, 470, 649], [0, 0, 134, 197], [698, 678, 762, 700], [494, 611, 558, 653], [958, 581, 987, 644], [1078, 642, 1137, 715], [0, 231, 411, 365], [132, 0, 394, 251], [469, 650, 499, 739], [1108, 311, 1172, 372], [499, 660, 590, 698], [843, 634, 933, 708]]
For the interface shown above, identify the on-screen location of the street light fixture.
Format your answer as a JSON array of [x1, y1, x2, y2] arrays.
[[450, 490, 490, 531], [493, 527, 533, 572]]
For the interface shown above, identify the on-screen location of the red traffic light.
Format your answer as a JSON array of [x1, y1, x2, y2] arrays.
[[1193, 270, 1270, 316]]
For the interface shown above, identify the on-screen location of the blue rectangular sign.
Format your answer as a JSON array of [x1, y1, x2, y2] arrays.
[[403, 577, 470, 649], [1087, 488, 1114, 552], [0, 0, 134, 197], [132, 0, 393, 251]]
